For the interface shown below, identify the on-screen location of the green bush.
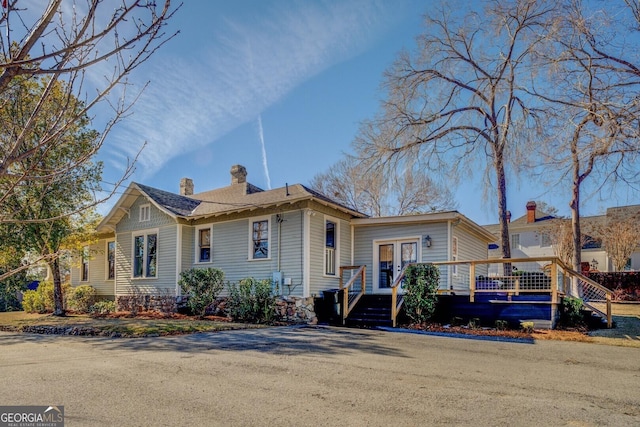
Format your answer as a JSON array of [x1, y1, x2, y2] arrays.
[[22, 289, 46, 313], [67, 285, 97, 313], [226, 278, 276, 323], [21, 281, 70, 313], [403, 264, 440, 324], [89, 300, 117, 316], [559, 296, 585, 328], [520, 321, 534, 333], [0, 270, 28, 312], [178, 267, 225, 317], [495, 319, 509, 331]]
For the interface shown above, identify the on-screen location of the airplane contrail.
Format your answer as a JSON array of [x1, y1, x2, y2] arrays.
[[257, 114, 271, 189]]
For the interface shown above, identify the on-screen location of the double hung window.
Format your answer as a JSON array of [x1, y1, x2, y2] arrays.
[[133, 232, 157, 278]]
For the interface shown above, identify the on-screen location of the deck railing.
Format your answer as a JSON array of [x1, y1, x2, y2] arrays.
[[390, 266, 408, 327], [339, 265, 366, 325], [430, 257, 612, 328], [387, 257, 612, 328]]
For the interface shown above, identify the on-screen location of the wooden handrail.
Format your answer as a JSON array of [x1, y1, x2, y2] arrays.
[[557, 264, 613, 328], [339, 265, 366, 325], [391, 264, 412, 327]]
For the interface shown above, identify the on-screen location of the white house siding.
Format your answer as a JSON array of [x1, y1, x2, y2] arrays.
[[70, 238, 115, 298], [181, 224, 194, 276], [451, 224, 489, 293], [186, 212, 306, 296], [353, 223, 449, 293], [307, 214, 350, 298], [200, 214, 286, 289], [276, 211, 304, 296], [114, 196, 178, 295]]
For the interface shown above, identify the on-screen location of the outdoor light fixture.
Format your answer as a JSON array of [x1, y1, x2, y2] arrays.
[[424, 235, 432, 247]]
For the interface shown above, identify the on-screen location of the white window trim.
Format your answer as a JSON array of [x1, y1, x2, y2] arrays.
[[248, 216, 271, 261], [131, 228, 159, 279], [139, 204, 151, 222], [105, 240, 116, 281], [323, 215, 340, 277], [195, 225, 213, 264], [81, 246, 90, 282]]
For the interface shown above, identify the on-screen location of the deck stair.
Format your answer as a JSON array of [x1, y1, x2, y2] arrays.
[[345, 294, 397, 328]]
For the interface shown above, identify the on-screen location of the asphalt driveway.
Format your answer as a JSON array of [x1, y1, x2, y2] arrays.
[[1, 326, 638, 426]]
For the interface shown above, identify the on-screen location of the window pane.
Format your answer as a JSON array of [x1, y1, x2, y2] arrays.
[[326, 221, 335, 248], [511, 234, 520, 250], [253, 220, 268, 258], [81, 246, 89, 282], [107, 241, 115, 280], [134, 236, 144, 277], [199, 229, 211, 262], [379, 244, 394, 288], [146, 234, 157, 277]]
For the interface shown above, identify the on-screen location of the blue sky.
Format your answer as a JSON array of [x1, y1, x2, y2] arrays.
[[96, 0, 637, 225]]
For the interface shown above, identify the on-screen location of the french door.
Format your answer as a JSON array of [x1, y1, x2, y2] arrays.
[[374, 238, 419, 294]]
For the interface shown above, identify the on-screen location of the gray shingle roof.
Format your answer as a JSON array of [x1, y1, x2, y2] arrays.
[[135, 183, 201, 217]]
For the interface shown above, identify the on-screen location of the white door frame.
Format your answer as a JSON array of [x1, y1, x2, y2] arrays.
[[373, 236, 421, 294]]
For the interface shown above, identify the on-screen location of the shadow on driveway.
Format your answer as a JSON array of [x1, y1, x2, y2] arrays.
[[0, 325, 412, 358]]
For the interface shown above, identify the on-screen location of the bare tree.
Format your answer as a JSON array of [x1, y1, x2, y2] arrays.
[[310, 157, 456, 217], [354, 0, 554, 262], [544, 218, 588, 267], [0, 1, 179, 306], [588, 209, 640, 272], [532, 0, 640, 272], [0, 1, 178, 211]]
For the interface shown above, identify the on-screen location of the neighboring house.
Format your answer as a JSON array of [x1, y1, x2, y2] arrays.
[[483, 201, 640, 273], [70, 165, 494, 301]]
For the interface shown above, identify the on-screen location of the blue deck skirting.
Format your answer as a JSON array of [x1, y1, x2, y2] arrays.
[[433, 294, 557, 328]]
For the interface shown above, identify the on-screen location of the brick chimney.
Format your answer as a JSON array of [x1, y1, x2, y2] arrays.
[[180, 178, 194, 196], [230, 164, 247, 185], [526, 201, 537, 223]]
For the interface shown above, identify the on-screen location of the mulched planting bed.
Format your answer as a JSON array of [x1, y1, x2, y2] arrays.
[[403, 322, 534, 339]]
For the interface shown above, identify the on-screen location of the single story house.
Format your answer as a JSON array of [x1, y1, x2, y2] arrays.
[[71, 165, 495, 303]]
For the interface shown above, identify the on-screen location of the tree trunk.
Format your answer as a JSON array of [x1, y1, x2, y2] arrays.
[[49, 258, 65, 316], [570, 160, 582, 273], [495, 152, 512, 275], [569, 171, 582, 296]]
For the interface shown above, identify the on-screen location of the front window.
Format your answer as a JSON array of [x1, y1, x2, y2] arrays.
[[325, 220, 336, 275], [107, 241, 115, 280], [252, 219, 269, 259], [198, 228, 211, 262], [133, 232, 157, 278], [540, 232, 552, 247], [81, 246, 89, 282]]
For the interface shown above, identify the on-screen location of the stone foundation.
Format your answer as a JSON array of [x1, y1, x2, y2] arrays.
[[275, 296, 317, 324], [116, 293, 317, 324], [116, 294, 177, 314]]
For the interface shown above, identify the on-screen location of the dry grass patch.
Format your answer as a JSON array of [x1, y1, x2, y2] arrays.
[[0, 311, 266, 337]]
